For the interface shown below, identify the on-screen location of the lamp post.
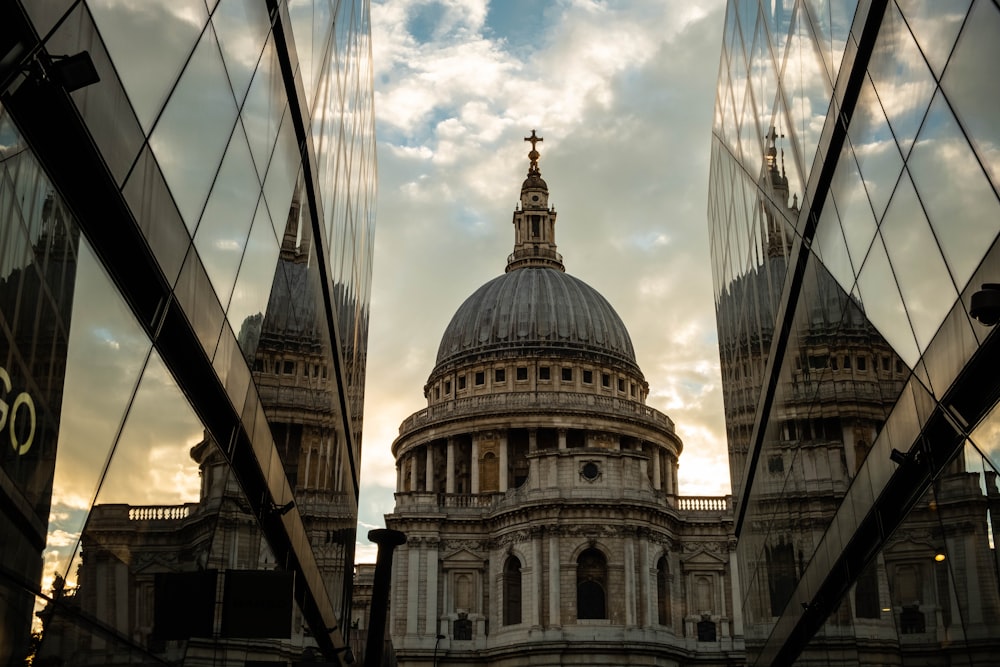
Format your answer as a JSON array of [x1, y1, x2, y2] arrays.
[[363, 528, 406, 667], [432, 633, 446, 667]]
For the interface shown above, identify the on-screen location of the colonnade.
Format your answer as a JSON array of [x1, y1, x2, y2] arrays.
[[395, 429, 679, 496]]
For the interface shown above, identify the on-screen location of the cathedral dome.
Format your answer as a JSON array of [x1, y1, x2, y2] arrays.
[[434, 266, 638, 370]]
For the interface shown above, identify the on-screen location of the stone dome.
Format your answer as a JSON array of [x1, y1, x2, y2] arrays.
[[434, 266, 639, 371]]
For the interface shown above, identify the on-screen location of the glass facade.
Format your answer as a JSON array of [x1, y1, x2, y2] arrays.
[[0, 0, 375, 664], [709, 0, 1000, 664]]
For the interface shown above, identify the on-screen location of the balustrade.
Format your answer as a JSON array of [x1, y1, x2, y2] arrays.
[[394, 490, 730, 513], [399, 391, 675, 436], [128, 505, 192, 521]]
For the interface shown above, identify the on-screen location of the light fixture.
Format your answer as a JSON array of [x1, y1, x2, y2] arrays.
[[971, 283, 1000, 326], [49, 51, 100, 92], [934, 553, 946, 562]]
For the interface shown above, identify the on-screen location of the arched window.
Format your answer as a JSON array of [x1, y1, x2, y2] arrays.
[[766, 539, 797, 616], [503, 555, 522, 625], [656, 556, 671, 625], [576, 548, 607, 619], [854, 562, 879, 619]]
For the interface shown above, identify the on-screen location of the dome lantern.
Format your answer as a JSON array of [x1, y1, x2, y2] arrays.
[[507, 130, 563, 272]]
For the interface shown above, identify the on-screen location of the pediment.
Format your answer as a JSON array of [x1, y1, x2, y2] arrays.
[[443, 548, 483, 563], [680, 548, 727, 571]]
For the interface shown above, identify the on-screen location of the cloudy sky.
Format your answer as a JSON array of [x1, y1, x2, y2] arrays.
[[355, 0, 729, 561]]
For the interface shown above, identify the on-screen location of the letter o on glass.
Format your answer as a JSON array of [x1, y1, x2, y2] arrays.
[[10, 391, 35, 455]]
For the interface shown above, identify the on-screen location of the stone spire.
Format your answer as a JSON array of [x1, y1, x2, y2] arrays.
[[506, 130, 565, 272]]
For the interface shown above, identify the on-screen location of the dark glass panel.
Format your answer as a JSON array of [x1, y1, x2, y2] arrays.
[[121, 145, 190, 285], [174, 248, 226, 361], [46, 3, 145, 186]]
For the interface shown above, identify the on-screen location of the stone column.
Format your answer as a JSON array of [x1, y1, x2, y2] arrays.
[[425, 445, 434, 492], [407, 540, 420, 635], [624, 530, 636, 626], [729, 546, 743, 635], [665, 456, 675, 495], [652, 449, 662, 490], [410, 455, 418, 492], [639, 530, 652, 627], [528, 428, 537, 452], [446, 438, 455, 494], [396, 463, 403, 493], [548, 530, 561, 627], [531, 530, 542, 627], [426, 538, 439, 636], [499, 431, 508, 492], [471, 435, 480, 494], [558, 428, 567, 450]]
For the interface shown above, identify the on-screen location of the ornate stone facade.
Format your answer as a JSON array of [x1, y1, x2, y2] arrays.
[[384, 135, 744, 667]]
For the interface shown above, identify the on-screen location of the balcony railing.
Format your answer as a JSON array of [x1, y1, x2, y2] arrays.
[[393, 491, 730, 514], [398, 391, 675, 438], [128, 505, 193, 520], [506, 247, 563, 265], [676, 496, 730, 511]]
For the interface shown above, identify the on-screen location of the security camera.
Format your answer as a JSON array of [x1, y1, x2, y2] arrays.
[[970, 283, 1000, 327]]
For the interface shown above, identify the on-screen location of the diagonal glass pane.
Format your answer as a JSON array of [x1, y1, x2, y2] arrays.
[[149, 24, 240, 233], [211, 0, 272, 108], [908, 90, 1000, 293], [848, 76, 904, 220], [229, 201, 280, 362], [898, 0, 971, 80], [879, 170, 957, 353], [44, 240, 153, 589], [193, 124, 262, 307], [867, 1, 936, 159], [829, 142, 878, 265], [856, 234, 920, 367], [940, 0, 1000, 194], [88, 0, 209, 133]]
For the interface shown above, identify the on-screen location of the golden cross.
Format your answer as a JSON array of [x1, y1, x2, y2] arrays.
[[524, 130, 543, 151]]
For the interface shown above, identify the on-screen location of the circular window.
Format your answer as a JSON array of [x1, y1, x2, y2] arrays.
[[581, 462, 600, 481], [531, 195, 539, 201]]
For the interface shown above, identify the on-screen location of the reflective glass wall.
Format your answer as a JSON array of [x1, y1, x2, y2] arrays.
[[0, 0, 375, 664], [708, 0, 1000, 664]]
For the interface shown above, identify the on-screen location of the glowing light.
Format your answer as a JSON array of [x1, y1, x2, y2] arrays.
[[934, 553, 946, 562]]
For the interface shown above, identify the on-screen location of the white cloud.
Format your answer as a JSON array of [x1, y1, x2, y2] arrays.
[[359, 0, 731, 551]]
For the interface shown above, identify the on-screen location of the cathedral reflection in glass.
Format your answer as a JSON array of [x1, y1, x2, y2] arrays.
[[0, 1, 375, 664], [709, 0, 1000, 664]]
